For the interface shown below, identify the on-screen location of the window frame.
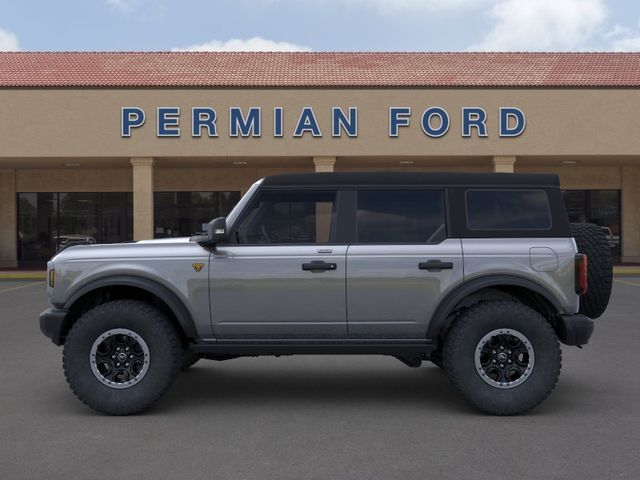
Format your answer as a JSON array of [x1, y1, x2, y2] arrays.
[[352, 187, 449, 245], [227, 187, 341, 246], [464, 188, 553, 232]]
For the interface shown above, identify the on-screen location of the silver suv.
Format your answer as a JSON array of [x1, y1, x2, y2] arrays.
[[39, 172, 613, 415]]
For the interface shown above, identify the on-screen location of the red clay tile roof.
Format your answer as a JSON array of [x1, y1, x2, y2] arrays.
[[0, 52, 639, 88]]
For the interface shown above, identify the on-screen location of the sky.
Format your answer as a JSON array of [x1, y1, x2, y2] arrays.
[[1, 0, 640, 52]]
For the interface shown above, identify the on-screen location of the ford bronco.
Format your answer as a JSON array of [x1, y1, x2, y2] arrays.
[[39, 172, 612, 415]]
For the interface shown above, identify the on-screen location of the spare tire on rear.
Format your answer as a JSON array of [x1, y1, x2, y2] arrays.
[[570, 223, 613, 319]]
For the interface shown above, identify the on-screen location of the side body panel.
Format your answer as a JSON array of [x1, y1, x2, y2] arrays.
[[48, 240, 213, 337], [346, 239, 464, 338], [210, 245, 348, 339], [461, 238, 579, 314]]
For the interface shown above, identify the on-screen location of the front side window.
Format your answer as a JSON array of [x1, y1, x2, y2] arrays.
[[235, 190, 336, 244], [466, 189, 551, 230], [356, 189, 446, 243]]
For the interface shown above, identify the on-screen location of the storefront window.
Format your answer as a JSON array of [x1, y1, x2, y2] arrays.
[[154, 191, 240, 238], [562, 190, 621, 261], [17, 192, 133, 265]]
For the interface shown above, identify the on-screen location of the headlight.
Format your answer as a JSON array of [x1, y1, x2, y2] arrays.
[[48, 269, 55, 288]]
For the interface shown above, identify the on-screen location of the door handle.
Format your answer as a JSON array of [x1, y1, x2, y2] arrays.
[[419, 260, 454, 272], [302, 261, 337, 272]]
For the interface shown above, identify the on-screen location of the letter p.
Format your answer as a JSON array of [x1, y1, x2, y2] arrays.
[[122, 107, 145, 137]]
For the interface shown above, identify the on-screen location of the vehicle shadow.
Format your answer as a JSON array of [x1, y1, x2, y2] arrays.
[[156, 361, 473, 414]]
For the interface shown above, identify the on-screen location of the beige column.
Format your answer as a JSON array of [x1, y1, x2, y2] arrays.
[[0, 169, 17, 268], [622, 166, 640, 263], [313, 156, 336, 173], [131, 157, 154, 241], [493, 155, 517, 173]]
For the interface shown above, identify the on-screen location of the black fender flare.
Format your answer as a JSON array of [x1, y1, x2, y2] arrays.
[[62, 275, 198, 339], [426, 274, 564, 340]]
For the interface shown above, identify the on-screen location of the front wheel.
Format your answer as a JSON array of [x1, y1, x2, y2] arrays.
[[442, 301, 561, 415], [63, 300, 183, 415]]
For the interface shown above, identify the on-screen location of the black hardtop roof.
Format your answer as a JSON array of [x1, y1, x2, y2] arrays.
[[261, 171, 560, 187]]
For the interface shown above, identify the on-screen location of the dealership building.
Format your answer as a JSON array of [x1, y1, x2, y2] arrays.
[[0, 51, 639, 267]]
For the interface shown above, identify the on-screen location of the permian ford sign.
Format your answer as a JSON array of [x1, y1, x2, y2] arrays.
[[121, 106, 526, 139]]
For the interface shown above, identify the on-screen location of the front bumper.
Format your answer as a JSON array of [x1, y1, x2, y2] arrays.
[[39, 308, 68, 346], [557, 313, 594, 346]]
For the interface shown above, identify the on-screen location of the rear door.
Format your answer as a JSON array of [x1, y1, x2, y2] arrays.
[[346, 188, 463, 338]]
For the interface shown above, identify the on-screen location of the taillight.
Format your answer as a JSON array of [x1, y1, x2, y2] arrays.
[[575, 254, 588, 295]]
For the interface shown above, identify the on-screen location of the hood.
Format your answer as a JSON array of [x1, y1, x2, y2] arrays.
[[136, 237, 192, 244]]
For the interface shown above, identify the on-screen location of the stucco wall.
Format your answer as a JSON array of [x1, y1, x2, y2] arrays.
[[1, 88, 640, 158]]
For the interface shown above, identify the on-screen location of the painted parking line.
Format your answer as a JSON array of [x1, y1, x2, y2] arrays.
[[0, 282, 43, 294], [614, 279, 640, 287]]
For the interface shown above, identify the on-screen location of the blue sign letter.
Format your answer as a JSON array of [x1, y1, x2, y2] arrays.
[[389, 107, 411, 137], [157, 107, 180, 137], [230, 107, 261, 137], [273, 107, 283, 138], [294, 107, 322, 137], [121, 107, 145, 137], [192, 107, 217, 137], [500, 107, 526, 137], [462, 107, 487, 137], [332, 107, 357, 137], [421, 107, 449, 138]]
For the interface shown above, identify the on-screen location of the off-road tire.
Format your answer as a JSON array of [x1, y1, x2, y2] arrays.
[[570, 222, 613, 319], [63, 300, 182, 415], [181, 350, 201, 371], [442, 301, 562, 415]]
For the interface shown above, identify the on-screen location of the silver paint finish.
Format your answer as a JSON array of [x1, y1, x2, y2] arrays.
[[44, 182, 580, 344], [47, 238, 213, 337], [210, 245, 348, 339], [345, 240, 464, 338], [529, 247, 559, 272], [462, 238, 580, 314]]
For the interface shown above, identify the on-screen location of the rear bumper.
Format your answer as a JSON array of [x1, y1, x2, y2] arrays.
[[557, 313, 594, 346], [39, 308, 68, 346]]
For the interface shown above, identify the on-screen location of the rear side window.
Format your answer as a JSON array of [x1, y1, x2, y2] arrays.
[[356, 189, 446, 243], [466, 189, 551, 230]]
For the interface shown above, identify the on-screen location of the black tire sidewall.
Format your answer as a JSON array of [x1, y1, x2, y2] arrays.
[[443, 301, 561, 415], [63, 300, 181, 415], [570, 222, 613, 319]]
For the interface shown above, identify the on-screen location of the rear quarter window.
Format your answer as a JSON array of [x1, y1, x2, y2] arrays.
[[466, 189, 552, 230]]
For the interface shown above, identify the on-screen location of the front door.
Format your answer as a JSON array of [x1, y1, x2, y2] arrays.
[[346, 188, 463, 338], [210, 188, 347, 339]]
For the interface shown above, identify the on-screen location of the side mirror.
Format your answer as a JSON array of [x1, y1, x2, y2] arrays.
[[207, 217, 229, 244], [191, 216, 228, 246]]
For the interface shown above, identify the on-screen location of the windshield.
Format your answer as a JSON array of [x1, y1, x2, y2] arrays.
[[225, 179, 263, 229]]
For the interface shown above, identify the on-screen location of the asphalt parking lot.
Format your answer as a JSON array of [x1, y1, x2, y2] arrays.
[[1, 279, 639, 480]]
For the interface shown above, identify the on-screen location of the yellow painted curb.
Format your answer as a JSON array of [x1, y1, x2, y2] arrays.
[[614, 267, 640, 276], [0, 272, 46, 280]]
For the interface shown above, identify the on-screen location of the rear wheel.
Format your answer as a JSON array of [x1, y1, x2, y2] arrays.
[[442, 300, 561, 415], [63, 300, 182, 415]]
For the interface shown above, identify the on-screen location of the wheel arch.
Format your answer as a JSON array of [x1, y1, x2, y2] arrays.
[[426, 275, 564, 341], [60, 275, 197, 343]]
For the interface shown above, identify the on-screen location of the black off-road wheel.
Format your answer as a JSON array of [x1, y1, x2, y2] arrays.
[[181, 350, 201, 371], [570, 222, 613, 319], [63, 300, 183, 415], [442, 301, 561, 415]]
